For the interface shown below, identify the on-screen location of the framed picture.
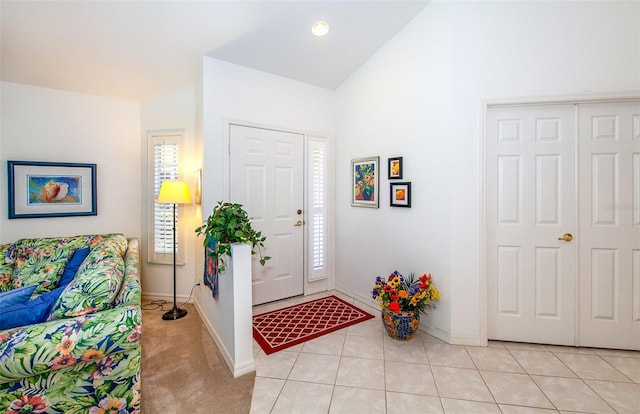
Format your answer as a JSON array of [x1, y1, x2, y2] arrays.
[[8, 161, 97, 219], [388, 157, 403, 179], [351, 156, 379, 208], [390, 182, 411, 208]]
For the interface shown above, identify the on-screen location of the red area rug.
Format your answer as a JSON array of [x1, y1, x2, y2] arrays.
[[253, 295, 375, 355]]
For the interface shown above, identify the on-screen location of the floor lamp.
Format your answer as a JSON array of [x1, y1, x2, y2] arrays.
[[157, 180, 192, 321]]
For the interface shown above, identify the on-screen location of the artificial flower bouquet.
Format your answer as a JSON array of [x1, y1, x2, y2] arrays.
[[372, 271, 440, 318]]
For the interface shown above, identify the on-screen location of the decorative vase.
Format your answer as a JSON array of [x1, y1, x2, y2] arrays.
[[382, 308, 420, 340]]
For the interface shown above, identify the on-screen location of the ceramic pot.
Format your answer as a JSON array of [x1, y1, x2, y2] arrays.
[[382, 308, 420, 340]]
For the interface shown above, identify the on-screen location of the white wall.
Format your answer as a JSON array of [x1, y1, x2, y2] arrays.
[[335, 0, 640, 344], [0, 82, 141, 243], [140, 88, 199, 301]]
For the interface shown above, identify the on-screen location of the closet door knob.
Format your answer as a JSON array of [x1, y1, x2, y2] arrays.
[[557, 233, 573, 242]]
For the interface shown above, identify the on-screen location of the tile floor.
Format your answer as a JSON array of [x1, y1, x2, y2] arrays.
[[249, 291, 640, 414]]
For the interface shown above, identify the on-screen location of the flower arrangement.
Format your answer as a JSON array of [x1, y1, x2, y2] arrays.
[[372, 271, 441, 318]]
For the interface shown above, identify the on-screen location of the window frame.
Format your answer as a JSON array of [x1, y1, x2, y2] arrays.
[[147, 130, 187, 265]]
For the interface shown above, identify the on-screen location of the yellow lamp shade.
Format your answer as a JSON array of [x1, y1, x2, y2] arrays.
[[157, 181, 192, 204]]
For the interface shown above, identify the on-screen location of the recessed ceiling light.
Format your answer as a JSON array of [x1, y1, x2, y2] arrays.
[[312, 21, 329, 37]]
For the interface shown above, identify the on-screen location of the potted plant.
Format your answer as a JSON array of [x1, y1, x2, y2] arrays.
[[371, 271, 440, 340], [196, 201, 271, 273]]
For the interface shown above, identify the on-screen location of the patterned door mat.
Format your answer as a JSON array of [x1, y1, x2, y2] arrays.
[[253, 295, 375, 355]]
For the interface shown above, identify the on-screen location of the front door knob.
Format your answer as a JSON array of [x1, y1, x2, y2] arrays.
[[557, 233, 573, 242], [294, 220, 303, 227]]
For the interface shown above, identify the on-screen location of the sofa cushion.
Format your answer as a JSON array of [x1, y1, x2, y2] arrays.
[[0, 244, 14, 293], [12, 245, 72, 296], [0, 285, 36, 308], [49, 255, 125, 320]]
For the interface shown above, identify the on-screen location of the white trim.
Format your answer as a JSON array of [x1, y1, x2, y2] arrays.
[[484, 91, 640, 108]]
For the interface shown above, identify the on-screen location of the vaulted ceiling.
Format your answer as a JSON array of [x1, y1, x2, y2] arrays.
[[1, 1, 429, 102]]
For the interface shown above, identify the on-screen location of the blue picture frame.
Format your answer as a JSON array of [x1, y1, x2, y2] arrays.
[[7, 160, 97, 219]]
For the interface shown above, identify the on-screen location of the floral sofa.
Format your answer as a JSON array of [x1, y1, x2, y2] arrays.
[[0, 233, 141, 413]]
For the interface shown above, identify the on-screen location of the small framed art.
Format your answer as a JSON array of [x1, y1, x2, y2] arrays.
[[351, 156, 379, 208], [390, 182, 411, 208], [388, 157, 403, 179], [7, 160, 97, 219]]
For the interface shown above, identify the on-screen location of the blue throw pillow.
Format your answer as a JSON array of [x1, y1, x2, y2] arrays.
[[59, 247, 90, 287], [0, 285, 65, 330], [0, 285, 36, 308], [0, 248, 91, 330]]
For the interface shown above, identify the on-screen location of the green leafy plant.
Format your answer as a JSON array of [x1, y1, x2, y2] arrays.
[[195, 201, 271, 272]]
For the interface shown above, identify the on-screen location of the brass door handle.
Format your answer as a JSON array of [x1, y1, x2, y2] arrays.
[[558, 233, 573, 242], [294, 220, 303, 227]]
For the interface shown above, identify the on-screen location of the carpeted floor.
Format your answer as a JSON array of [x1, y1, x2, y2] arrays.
[[141, 302, 255, 413]]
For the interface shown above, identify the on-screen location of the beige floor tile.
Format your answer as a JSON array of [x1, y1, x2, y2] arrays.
[[342, 333, 384, 359], [249, 377, 285, 414], [487, 340, 507, 348], [383, 334, 429, 364], [431, 366, 494, 403], [554, 353, 630, 382], [346, 317, 384, 338], [586, 379, 640, 414], [329, 386, 386, 414], [466, 346, 525, 373], [420, 331, 446, 344], [386, 392, 443, 413], [300, 332, 346, 356], [531, 375, 615, 414], [425, 342, 476, 369], [440, 398, 501, 413], [254, 350, 298, 379], [498, 405, 559, 413], [385, 360, 437, 396], [592, 348, 640, 359], [480, 370, 554, 409], [288, 353, 340, 384], [601, 355, 640, 383], [271, 380, 333, 414], [509, 349, 577, 378], [335, 356, 385, 390]]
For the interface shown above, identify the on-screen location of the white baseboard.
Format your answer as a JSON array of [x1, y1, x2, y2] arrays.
[[192, 298, 256, 378]]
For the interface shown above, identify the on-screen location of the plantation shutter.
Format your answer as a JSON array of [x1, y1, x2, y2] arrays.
[[149, 132, 184, 263], [307, 138, 328, 281]]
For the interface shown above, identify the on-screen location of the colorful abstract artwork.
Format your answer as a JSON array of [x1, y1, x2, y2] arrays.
[[390, 182, 411, 208], [351, 156, 379, 208], [388, 157, 403, 179]]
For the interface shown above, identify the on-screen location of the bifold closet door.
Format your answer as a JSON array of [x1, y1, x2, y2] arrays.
[[486, 105, 577, 346], [577, 102, 640, 350]]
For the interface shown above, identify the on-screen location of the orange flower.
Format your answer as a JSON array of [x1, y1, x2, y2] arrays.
[[82, 349, 105, 361], [399, 290, 409, 299], [56, 335, 76, 355]]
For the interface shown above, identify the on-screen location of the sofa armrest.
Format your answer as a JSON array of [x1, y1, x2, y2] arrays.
[[0, 305, 141, 384], [113, 238, 141, 308]]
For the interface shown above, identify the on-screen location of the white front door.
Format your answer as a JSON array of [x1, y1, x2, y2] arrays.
[[229, 124, 305, 305], [577, 102, 640, 349], [486, 105, 577, 346]]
